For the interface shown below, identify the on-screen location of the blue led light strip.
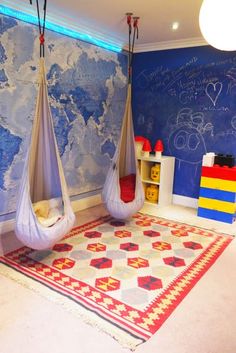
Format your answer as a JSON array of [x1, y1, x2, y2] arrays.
[[0, 5, 122, 53]]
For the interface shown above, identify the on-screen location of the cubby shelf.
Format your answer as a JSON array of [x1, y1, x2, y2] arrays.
[[142, 178, 160, 185], [138, 155, 175, 211]]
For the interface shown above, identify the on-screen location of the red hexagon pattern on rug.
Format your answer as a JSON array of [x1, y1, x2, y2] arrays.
[[152, 241, 172, 251], [183, 241, 203, 250], [138, 276, 163, 290], [143, 230, 161, 237], [53, 243, 73, 252], [87, 243, 106, 252], [171, 230, 189, 237], [120, 242, 139, 251], [2, 212, 233, 348], [163, 256, 186, 267], [95, 276, 120, 292], [52, 258, 75, 270], [84, 231, 102, 238], [115, 230, 132, 238], [128, 257, 149, 269], [135, 220, 151, 226], [90, 257, 112, 269]]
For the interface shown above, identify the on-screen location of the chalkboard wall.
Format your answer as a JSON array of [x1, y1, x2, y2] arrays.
[[132, 45, 236, 199]]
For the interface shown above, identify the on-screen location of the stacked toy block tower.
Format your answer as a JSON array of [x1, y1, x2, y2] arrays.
[[198, 155, 236, 224]]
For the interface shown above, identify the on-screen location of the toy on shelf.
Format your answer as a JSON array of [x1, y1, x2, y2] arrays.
[[145, 184, 159, 203], [138, 155, 175, 209], [150, 163, 160, 183], [142, 139, 152, 157], [202, 152, 215, 167], [135, 136, 146, 158], [214, 154, 235, 168], [154, 140, 164, 158]]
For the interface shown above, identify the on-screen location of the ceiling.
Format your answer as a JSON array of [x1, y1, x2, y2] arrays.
[[2, 0, 207, 52]]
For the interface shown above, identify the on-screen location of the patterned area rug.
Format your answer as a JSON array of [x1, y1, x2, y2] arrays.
[[0, 214, 233, 349]]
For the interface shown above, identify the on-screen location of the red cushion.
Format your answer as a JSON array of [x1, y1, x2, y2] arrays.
[[120, 174, 136, 203]]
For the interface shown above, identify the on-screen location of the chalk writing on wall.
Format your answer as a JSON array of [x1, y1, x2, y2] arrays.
[[133, 46, 236, 198]]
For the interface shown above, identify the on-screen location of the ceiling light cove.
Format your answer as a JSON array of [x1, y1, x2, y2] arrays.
[[0, 5, 123, 53]]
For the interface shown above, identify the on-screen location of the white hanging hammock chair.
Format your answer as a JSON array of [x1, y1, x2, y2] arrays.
[[15, 58, 75, 250], [102, 83, 144, 219]]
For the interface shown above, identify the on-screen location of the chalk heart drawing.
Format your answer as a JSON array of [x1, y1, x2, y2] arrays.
[[205, 82, 222, 106]]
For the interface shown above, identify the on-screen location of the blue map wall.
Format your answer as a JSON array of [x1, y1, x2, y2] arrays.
[[132, 46, 236, 199], [0, 14, 128, 216]]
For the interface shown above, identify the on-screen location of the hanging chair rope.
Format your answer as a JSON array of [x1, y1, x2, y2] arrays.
[[126, 13, 132, 83], [126, 14, 139, 83], [131, 17, 139, 55], [30, 0, 47, 57]]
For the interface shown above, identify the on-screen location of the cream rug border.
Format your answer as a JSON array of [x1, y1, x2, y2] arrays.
[[0, 262, 143, 351]]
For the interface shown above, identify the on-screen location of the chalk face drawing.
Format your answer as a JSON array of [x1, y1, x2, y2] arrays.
[[231, 116, 236, 130], [169, 127, 206, 162], [132, 46, 236, 199], [205, 82, 223, 106], [168, 108, 207, 165]]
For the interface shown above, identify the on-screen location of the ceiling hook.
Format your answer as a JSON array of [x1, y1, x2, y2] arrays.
[[126, 12, 133, 26], [133, 16, 140, 28]]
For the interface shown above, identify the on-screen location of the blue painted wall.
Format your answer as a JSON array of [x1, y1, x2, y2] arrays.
[[132, 46, 236, 199]]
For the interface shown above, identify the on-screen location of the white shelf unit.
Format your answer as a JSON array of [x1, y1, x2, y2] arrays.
[[138, 155, 175, 209]]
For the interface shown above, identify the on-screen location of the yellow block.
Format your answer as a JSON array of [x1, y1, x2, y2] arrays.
[[198, 197, 236, 214], [200, 177, 236, 193]]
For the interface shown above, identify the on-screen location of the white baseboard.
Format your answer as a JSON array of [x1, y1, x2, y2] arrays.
[[173, 194, 198, 209], [0, 193, 196, 235], [0, 219, 15, 236], [0, 193, 102, 236], [71, 193, 102, 212]]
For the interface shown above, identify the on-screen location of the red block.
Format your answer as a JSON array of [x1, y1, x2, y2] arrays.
[[201, 165, 236, 181]]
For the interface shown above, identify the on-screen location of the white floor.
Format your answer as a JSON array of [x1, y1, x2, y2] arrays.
[[0, 204, 236, 353]]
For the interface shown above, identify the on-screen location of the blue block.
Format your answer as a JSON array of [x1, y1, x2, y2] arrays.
[[199, 187, 236, 203], [197, 207, 235, 224]]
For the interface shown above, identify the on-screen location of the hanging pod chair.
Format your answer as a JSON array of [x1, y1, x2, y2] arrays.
[[102, 83, 144, 219], [15, 58, 75, 250], [102, 14, 144, 219]]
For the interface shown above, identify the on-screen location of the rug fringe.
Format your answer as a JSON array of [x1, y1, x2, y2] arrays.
[[0, 263, 143, 351]]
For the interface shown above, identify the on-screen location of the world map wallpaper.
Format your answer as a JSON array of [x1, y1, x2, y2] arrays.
[[0, 15, 128, 216]]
